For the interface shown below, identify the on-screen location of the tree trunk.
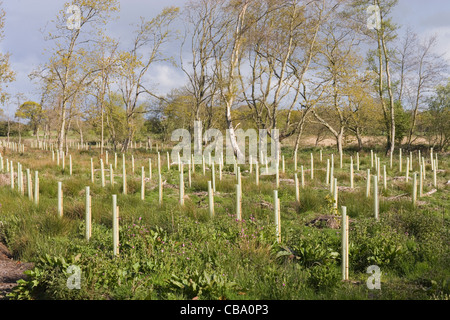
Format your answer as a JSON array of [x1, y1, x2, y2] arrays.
[[57, 100, 67, 154], [7, 118, 10, 143], [337, 130, 344, 162], [356, 127, 363, 151]]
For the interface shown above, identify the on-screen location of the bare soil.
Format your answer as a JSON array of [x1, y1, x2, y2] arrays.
[[0, 242, 34, 300]]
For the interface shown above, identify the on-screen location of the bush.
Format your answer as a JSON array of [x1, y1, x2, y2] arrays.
[[350, 218, 410, 273]]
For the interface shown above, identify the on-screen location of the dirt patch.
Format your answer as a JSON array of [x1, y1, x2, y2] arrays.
[[0, 242, 34, 300], [306, 215, 343, 229]]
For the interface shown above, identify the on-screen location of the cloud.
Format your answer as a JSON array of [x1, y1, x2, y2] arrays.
[[144, 63, 187, 96]]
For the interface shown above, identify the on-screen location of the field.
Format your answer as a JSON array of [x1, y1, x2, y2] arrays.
[[0, 140, 449, 300]]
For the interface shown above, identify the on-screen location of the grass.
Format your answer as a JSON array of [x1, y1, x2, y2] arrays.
[[0, 144, 448, 300]]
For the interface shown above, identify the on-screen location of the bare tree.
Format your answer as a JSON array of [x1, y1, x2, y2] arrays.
[[115, 7, 179, 152], [402, 35, 447, 147]]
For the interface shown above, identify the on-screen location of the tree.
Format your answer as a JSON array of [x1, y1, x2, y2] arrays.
[[395, 33, 448, 147], [181, 0, 223, 152], [239, 0, 329, 155], [115, 6, 179, 152], [310, 5, 367, 158], [351, 0, 399, 155], [424, 80, 450, 151], [33, 0, 120, 153], [91, 35, 119, 155], [15, 101, 46, 139], [0, 1, 15, 105]]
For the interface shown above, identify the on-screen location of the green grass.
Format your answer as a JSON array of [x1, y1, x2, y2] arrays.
[[0, 145, 448, 300]]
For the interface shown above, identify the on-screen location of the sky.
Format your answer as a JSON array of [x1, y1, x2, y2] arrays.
[[1, 0, 450, 116]]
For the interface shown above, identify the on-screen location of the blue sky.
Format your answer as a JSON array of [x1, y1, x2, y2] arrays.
[[1, 0, 450, 115]]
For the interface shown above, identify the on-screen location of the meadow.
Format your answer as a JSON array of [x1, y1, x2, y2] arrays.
[[0, 139, 448, 300]]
